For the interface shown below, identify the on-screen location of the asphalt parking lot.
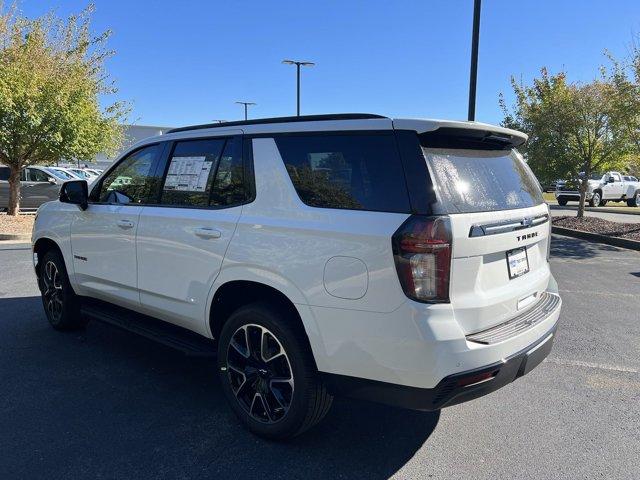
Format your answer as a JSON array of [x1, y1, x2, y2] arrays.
[[1, 236, 639, 480]]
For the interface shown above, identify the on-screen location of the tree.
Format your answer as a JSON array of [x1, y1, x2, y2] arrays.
[[500, 67, 638, 217], [0, 3, 127, 215]]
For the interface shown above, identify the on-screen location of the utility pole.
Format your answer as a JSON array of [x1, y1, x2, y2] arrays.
[[468, 0, 482, 121], [282, 59, 315, 116], [235, 101, 256, 120]]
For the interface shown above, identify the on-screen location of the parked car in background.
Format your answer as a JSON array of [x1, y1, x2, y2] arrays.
[[542, 179, 564, 192], [555, 171, 640, 207], [67, 168, 99, 183], [32, 114, 561, 439], [0, 165, 69, 210], [47, 167, 82, 181]]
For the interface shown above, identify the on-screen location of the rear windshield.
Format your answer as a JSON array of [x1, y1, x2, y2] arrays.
[[423, 148, 543, 214], [275, 133, 411, 213]]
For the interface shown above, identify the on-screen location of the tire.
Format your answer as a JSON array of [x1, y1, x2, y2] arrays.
[[589, 191, 601, 207], [557, 198, 568, 206], [38, 250, 87, 331], [627, 191, 640, 207], [600, 200, 607, 207], [217, 302, 333, 440]]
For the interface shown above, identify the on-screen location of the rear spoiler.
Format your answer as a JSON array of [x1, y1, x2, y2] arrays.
[[392, 119, 527, 150], [419, 127, 525, 150]]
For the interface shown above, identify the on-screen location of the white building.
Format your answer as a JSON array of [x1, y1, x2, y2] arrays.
[[92, 124, 173, 169]]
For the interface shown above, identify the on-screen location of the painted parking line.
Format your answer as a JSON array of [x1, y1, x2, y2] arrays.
[[545, 358, 638, 374]]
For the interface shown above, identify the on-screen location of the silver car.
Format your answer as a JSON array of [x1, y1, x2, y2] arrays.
[[0, 165, 70, 210]]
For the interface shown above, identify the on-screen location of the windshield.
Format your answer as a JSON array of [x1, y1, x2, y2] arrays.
[[43, 168, 73, 180], [423, 148, 543, 214], [72, 170, 91, 178]]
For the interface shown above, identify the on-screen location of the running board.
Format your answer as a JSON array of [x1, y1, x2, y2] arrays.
[[80, 300, 216, 357]]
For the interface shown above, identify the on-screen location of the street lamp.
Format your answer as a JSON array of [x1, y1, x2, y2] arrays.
[[467, 0, 482, 121], [235, 101, 256, 120], [282, 59, 315, 116]]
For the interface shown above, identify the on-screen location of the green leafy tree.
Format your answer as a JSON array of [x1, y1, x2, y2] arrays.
[[0, 3, 128, 215], [500, 67, 638, 217]]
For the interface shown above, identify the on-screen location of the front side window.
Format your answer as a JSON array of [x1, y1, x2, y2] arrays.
[[0, 167, 8, 181], [275, 133, 411, 213], [98, 144, 162, 204], [423, 148, 543, 214]]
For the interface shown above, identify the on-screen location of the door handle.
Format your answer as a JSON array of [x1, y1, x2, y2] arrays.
[[116, 219, 135, 229], [194, 227, 222, 239]]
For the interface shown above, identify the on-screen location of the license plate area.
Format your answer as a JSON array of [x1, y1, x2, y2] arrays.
[[506, 247, 529, 279]]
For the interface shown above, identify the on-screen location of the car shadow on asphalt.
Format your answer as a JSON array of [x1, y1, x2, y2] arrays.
[[0, 295, 439, 480]]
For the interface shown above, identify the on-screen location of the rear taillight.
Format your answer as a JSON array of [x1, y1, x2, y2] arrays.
[[392, 215, 452, 303]]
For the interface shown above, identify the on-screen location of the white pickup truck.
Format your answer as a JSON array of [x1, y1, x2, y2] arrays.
[[555, 171, 640, 207]]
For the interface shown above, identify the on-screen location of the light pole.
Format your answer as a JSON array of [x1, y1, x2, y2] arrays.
[[467, 0, 482, 121], [282, 59, 315, 116], [235, 101, 256, 120]]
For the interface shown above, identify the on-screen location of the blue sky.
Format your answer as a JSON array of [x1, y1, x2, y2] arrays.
[[17, 0, 640, 128]]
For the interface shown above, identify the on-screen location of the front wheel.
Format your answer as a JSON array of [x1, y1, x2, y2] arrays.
[[557, 198, 568, 206], [38, 250, 87, 330], [217, 303, 333, 440]]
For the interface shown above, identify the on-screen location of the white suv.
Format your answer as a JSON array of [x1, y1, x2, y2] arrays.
[[32, 114, 561, 439]]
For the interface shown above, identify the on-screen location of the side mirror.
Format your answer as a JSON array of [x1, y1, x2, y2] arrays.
[[608, 177, 615, 183], [60, 180, 88, 210], [48, 177, 56, 184]]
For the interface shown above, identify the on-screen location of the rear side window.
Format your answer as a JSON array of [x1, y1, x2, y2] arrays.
[[275, 133, 411, 213], [423, 148, 543, 214], [160, 136, 245, 208], [161, 139, 226, 207]]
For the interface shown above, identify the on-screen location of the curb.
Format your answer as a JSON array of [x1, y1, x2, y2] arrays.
[[590, 207, 640, 216], [548, 204, 640, 216], [552, 226, 640, 251], [0, 233, 31, 242]]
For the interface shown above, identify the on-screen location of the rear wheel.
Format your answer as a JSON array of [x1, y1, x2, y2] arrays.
[[557, 198, 568, 206], [217, 303, 332, 440], [626, 191, 640, 207], [589, 191, 601, 207], [38, 250, 87, 330]]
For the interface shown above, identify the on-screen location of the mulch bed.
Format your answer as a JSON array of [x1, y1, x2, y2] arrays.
[[0, 213, 35, 236], [552, 216, 640, 241]]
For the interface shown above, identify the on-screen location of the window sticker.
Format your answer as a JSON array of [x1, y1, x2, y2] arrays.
[[164, 156, 212, 192]]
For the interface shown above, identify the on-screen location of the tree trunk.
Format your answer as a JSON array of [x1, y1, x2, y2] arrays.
[[7, 166, 21, 216], [577, 177, 588, 218]]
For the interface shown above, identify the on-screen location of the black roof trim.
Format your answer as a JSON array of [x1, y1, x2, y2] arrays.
[[166, 114, 388, 134]]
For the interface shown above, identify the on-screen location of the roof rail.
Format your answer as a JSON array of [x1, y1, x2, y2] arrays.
[[166, 113, 388, 134]]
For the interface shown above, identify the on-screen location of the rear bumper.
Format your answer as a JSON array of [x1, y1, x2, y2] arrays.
[[323, 321, 557, 411]]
